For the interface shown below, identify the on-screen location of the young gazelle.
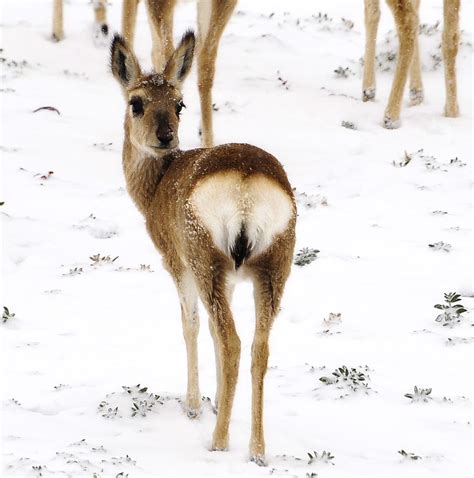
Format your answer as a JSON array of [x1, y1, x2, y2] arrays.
[[110, 31, 296, 464], [121, 0, 237, 147], [363, 0, 460, 128], [52, 0, 109, 42]]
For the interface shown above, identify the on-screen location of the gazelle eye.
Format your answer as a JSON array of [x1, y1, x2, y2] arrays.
[[176, 100, 186, 116], [129, 97, 144, 116]]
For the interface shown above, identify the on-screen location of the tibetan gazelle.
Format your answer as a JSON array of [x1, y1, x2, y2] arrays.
[[110, 30, 296, 465], [362, 0, 461, 127], [121, 0, 237, 147]]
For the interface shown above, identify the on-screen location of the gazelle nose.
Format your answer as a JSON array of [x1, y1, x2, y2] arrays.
[[156, 129, 173, 146]]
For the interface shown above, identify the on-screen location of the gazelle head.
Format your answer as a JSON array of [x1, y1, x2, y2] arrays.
[[110, 31, 195, 156]]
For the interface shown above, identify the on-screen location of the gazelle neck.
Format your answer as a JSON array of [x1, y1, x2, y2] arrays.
[[122, 135, 176, 215]]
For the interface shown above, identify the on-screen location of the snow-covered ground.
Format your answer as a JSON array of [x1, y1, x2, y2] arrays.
[[1, 1, 473, 477]]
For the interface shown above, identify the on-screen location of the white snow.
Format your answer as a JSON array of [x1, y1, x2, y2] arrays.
[[1, 1, 472, 477]]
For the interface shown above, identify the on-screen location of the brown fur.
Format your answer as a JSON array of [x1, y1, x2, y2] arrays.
[[363, 0, 461, 127], [111, 32, 296, 465], [121, 0, 237, 147]]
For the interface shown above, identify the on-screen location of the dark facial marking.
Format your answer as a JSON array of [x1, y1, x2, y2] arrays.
[[129, 96, 144, 116]]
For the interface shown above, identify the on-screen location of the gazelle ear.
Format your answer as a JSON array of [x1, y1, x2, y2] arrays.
[[163, 30, 195, 87], [110, 33, 141, 89]]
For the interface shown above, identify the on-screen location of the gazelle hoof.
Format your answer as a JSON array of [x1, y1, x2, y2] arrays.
[[93, 22, 109, 47], [362, 88, 376, 102], [250, 454, 268, 467], [383, 115, 401, 129], [445, 103, 460, 118], [52, 32, 63, 42], [186, 407, 201, 419], [409, 88, 424, 106]]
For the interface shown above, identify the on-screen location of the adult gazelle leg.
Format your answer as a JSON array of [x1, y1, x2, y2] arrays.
[[362, 0, 380, 101], [443, 0, 460, 117], [176, 269, 201, 417], [383, 0, 417, 128], [52, 0, 64, 41], [408, 0, 423, 106], [197, 0, 237, 147], [122, 0, 140, 46]]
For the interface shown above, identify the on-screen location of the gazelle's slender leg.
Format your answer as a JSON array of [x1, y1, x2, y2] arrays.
[[176, 269, 201, 416], [192, 252, 240, 450], [408, 0, 423, 106], [52, 0, 64, 42], [208, 280, 235, 412], [197, 0, 237, 147], [122, 0, 141, 46], [362, 0, 381, 101], [383, 0, 417, 128], [248, 238, 294, 465], [443, 0, 460, 117], [146, 0, 177, 72]]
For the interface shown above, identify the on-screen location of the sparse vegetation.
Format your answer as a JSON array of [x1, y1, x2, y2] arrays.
[[428, 241, 451, 252], [2, 306, 16, 323], [294, 248, 320, 266], [404, 386, 432, 403], [307, 450, 335, 465], [89, 254, 119, 266], [398, 449, 422, 460], [319, 365, 372, 394], [341, 120, 357, 130], [434, 292, 467, 327]]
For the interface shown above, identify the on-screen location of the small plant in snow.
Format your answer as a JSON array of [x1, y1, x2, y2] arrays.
[[307, 450, 335, 465], [448, 157, 466, 167], [294, 248, 319, 266], [323, 312, 342, 327], [89, 254, 119, 266], [393, 150, 413, 167], [404, 386, 432, 403], [341, 120, 357, 130], [2, 306, 16, 323], [276, 70, 290, 90], [431, 210, 448, 215], [341, 17, 354, 30], [428, 241, 451, 252], [319, 365, 371, 393], [98, 401, 119, 419], [398, 449, 422, 460], [334, 66, 354, 78], [63, 267, 83, 276], [53, 383, 71, 391], [434, 292, 467, 327], [419, 21, 440, 36]]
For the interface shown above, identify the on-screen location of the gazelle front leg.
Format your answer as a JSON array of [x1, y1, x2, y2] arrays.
[[176, 270, 201, 417], [146, 0, 177, 72], [408, 0, 423, 106], [122, 0, 141, 47], [443, 0, 460, 117], [383, 0, 417, 128], [362, 0, 381, 101], [52, 0, 64, 42], [197, 0, 237, 147]]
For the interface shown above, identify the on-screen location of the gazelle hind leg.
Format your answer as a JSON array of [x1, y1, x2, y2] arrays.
[[408, 0, 423, 106], [362, 0, 381, 101], [176, 269, 201, 417], [443, 0, 460, 117], [146, 0, 177, 72], [383, 0, 417, 128], [248, 232, 295, 465], [52, 0, 64, 42], [122, 0, 141, 46], [197, 0, 237, 147]]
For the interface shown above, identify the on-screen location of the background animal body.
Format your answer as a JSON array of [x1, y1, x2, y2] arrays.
[[2, 0, 473, 477]]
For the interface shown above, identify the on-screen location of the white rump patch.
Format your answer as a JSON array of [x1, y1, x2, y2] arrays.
[[190, 172, 293, 259]]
